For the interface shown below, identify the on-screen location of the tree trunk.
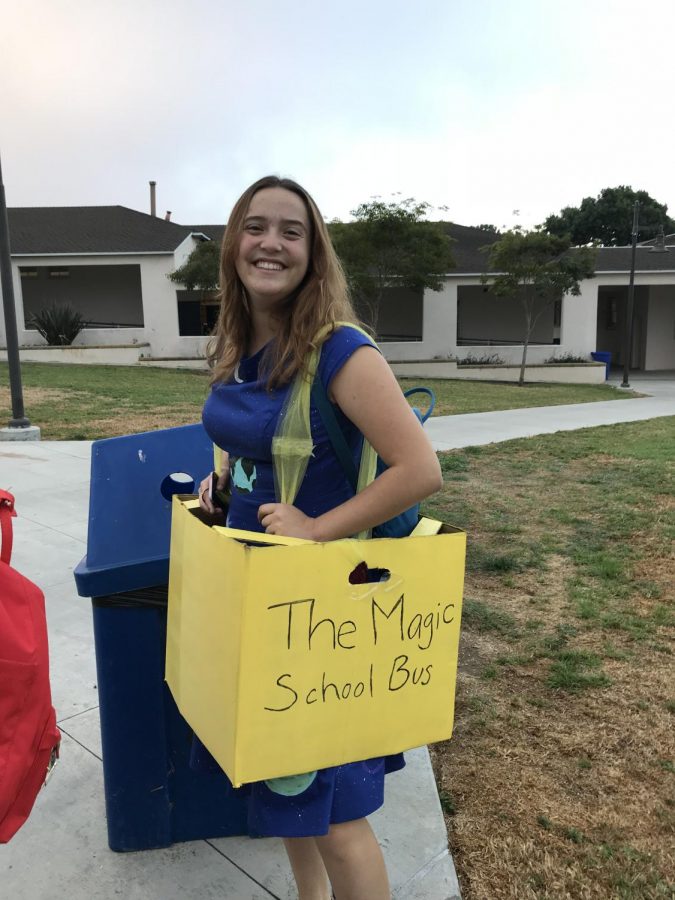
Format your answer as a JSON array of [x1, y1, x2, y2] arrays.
[[356, 292, 381, 335], [519, 335, 529, 386], [519, 304, 533, 386]]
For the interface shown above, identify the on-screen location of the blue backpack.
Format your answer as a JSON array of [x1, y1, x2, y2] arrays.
[[310, 381, 435, 538]]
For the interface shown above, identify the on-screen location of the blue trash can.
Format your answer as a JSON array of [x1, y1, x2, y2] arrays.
[[74, 424, 248, 852], [591, 351, 612, 380]]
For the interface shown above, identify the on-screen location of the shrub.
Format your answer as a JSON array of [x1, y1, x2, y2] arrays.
[[457, 352, 504, 366], [29, 303, 85, 346], [544, 352, 590, 364]]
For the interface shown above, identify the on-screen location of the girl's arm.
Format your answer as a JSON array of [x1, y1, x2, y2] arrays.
[[258, 347, 442, 540]]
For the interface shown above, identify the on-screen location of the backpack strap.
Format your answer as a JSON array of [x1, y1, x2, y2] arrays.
[[0, 490, 17, 565], [310, 377, 359, 492], [402, 387, 436, 423]]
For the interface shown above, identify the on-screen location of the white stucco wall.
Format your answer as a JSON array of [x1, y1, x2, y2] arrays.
[[384, 276, 602, 364], [5, 244, 675, 371], [381, 282, 457, 361], [136, 254, 183, 356], [560, 278, 598, 356], [3, 253, 172, 350], [0, 345, 146, 365], [453, 344, 561, 365], [645, 285, 675, 370], [133, 235, 209, 358], [1, 234, 208, 359]]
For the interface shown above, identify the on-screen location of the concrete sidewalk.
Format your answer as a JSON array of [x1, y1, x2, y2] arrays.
[[0, 440, 460, 900], [1, 372, 673, 899], [427, 372, 675, 451]]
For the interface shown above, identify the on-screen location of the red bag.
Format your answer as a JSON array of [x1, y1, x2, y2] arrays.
[[0, 489, 60, 843]]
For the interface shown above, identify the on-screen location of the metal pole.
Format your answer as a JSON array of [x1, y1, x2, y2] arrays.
[[0, 150, 31, 427], [620, 201, 640, 389]]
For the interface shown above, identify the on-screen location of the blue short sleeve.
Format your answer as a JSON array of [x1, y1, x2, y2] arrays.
[[317, 325, 379, 389]]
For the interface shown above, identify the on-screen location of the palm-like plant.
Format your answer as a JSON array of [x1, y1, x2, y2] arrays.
[[29, 303, 85, 346]]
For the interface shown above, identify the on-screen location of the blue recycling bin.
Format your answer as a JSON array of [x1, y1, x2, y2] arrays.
[[74, 424, 248, 852], [591, 351, 612, 380]]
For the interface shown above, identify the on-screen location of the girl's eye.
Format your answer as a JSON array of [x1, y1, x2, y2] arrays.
[[245, 223, 263, 233], [285, 229, 302, 238]]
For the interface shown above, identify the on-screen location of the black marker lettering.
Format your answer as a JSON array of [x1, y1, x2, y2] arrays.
[[388, 654, 410, 691], [264, 673, 298, 711], [266, 598, 314, 650], [337, 619, 357, 649], [308, 600, 338, 650], [371, 594, 404, 645], [321, 671, 340, 702]]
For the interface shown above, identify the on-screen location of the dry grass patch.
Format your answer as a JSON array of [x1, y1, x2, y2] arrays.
[[75, 408, 201, 440], [20, 386, 88, 405], [426, 419, 675, 899]]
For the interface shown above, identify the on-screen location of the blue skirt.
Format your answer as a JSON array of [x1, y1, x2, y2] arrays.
[[190, 736, 405, 838]]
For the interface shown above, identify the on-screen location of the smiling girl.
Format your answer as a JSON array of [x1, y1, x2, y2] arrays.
[[196, 175, 441, 900]]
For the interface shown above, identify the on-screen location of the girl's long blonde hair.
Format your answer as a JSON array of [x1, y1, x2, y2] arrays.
[[208, 175, 361, 388]]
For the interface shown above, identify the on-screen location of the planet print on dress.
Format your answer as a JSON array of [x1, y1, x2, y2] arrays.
[[264, 771, 318, 796], [231, 457, 257, 494]]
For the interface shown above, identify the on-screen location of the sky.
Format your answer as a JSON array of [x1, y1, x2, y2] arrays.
[[2, 0, 674, 231]]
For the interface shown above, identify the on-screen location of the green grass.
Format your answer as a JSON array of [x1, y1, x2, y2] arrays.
[[399, 376, 639, 416], [546, 650, 611, 692], [2, 361, 211, 404], [438, 790, 457, 816], [461, 598, 519, 638], [432, 418, 674, 896], [0, 361, 640, 440], [0, 362, 212, 439]]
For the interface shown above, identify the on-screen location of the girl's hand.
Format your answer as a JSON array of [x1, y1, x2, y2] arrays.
[[257, 503, 318, 540], [198, 456, 230, 514]]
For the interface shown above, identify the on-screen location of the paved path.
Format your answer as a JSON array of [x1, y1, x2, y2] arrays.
[[427, 372, 675, 451], [1, 371, 672, 900]]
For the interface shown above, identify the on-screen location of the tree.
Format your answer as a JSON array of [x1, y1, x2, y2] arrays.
[[329, 198, 455, 331], [168, 240, 220, 292], [484, 229, 597, 385], [543, 186, 675, 246]]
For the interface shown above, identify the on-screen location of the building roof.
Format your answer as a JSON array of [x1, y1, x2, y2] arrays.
[[8, 206, 675, 276], [7, 206, 501, 269], [638, 233, 675, 247], [7, 206, 198, 255], [594, 245, 675, 273], [188, 225, 226, 244], [439, 226, 675, 275], [440, 222, 500, 273]]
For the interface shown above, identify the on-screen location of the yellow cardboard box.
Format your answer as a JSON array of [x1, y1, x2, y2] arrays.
[[166, 497, 465, 786]]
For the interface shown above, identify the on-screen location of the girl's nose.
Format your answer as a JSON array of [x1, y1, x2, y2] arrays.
[[259, 229, 283, 252]]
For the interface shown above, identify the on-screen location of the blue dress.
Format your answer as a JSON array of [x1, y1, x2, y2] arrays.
[[193, 326, 405, 838]]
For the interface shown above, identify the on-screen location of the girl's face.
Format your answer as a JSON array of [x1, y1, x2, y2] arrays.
[[236, 187, 311, 310]]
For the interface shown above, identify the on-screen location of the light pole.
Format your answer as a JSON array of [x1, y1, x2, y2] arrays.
[[620, 201, 640, 389], [0, 150, 32, 429]]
